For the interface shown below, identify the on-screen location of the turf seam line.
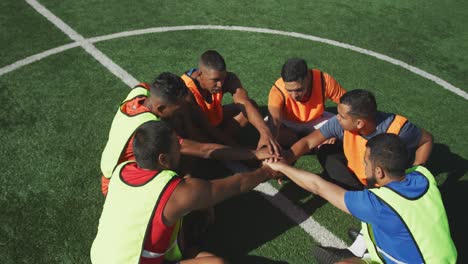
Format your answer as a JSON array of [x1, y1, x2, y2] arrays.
[[2, 24, 467, 100], [25, 0, 139, 87]]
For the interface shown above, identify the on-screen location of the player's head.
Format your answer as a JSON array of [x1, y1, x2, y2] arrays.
[[133, 121, 181, 171], [337, 89, 377, 132], [281, 58, 311, 101], [149, 72, 188, 119], [197, 50, 227, 94], [364, 133, 409, 187]]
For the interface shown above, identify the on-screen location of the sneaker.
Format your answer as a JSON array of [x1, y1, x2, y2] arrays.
[[348, 228, 361, 241], [311, 246, 355, 264]]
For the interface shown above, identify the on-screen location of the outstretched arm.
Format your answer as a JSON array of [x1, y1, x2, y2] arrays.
[[267, 105, 283, 140], [227, 73, 281, 156], [413, 128, 433, 166], [181, 139, 277, 161], [264, 161, 349, 214], [164, 166, 278, 225], [285, 129, 328, 164]]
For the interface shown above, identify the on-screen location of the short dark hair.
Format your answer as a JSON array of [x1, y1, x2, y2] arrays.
[[281, 58, 308, 82], [199, 50, 226, 71], [133, 121, 173, 170], [366, 133, 409, 177], [340, 89, 377, 120], [150, 72, 188, 104]]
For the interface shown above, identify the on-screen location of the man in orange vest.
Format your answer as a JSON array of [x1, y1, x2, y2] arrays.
[[283, 89, 433, 258], [267, 58, 346, 147], [181, 50, 281, 157]]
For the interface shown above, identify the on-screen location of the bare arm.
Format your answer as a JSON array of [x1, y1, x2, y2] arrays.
[[180, 139, 276, 160], [267, 105, 283, 140], [163, 167, 277, 225], [264, 161, 350, 214], [286, 129, 328, 164], [227, 73, 281, 155], [413, 128, 433, 166]]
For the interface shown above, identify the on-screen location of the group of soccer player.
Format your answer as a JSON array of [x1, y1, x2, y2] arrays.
[[91, 50, 457, 264]]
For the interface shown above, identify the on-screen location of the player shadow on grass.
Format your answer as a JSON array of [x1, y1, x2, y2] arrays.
[[426, 143, 468, 263], [200, 191, 299, 264]]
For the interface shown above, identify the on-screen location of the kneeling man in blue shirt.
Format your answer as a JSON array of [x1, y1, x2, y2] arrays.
[[264, 133, 457, 264]]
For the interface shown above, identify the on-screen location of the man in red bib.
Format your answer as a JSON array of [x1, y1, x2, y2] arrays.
[[100, 72, 277, 195], [91, 121, 279, 264]]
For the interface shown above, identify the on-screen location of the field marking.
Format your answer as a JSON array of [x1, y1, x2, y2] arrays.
[[24, 0, 348, 248], [225, 162, 347, 247], [0, 43, 80, 76], [2, 24, 467, 101], [24, 0, 138, 87]]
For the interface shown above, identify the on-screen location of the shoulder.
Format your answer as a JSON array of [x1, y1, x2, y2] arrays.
[[384, 172, 429, 199], [270, 78, 285, 94], [375, 112, 398, 132], [172, 177, 209, 199], [344, 189, 388, 221], [319, 116, 344, 139]]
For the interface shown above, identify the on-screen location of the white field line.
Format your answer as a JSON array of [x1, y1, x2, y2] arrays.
[[225, 161, 347, 248], [2, 24, 467, 100], [25, 0, 138, 87], [25, 0, 346, 248], [0, 43, 80, 76]]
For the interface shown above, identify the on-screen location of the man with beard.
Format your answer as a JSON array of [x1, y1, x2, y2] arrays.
[[267, 58, 346, 147], [282, 89, 433, 258], [264, 134, 457, 263]]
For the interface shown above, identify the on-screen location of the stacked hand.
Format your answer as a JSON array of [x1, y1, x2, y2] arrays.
[[257, 131, 281, 157], [255, 147, 283, 161], [260, 165, 284, 181], [262, 159, 289, 184]]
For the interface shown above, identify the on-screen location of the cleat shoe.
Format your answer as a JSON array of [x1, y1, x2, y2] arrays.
[[311, 246, 355, 264], [348, 228, 361, 241]]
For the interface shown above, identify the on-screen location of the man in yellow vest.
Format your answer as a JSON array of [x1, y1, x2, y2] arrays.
[[100, 72, 277, 195], [283, 89, 433, 258], [91, 121, 279, 264], [264, 134, 457, 263], [181, 50, 281, 157], [267, 58, 346, 147]]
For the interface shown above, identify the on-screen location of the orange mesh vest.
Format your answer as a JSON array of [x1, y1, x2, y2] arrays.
[[273, 69, 325, 123], [343, 115, 408, 186], [181, 73, 224, 126]]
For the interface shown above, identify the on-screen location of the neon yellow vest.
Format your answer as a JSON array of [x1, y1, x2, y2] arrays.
[[362, 166, 457, 263], [90, 161, 183, 264], [100, 87, 159, 179]]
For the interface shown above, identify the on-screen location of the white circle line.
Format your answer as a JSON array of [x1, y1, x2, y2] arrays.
[[1, 25, 466, 100]]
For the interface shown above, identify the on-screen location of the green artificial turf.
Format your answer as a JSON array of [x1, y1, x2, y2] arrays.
[[1, 0, 467, 263]]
